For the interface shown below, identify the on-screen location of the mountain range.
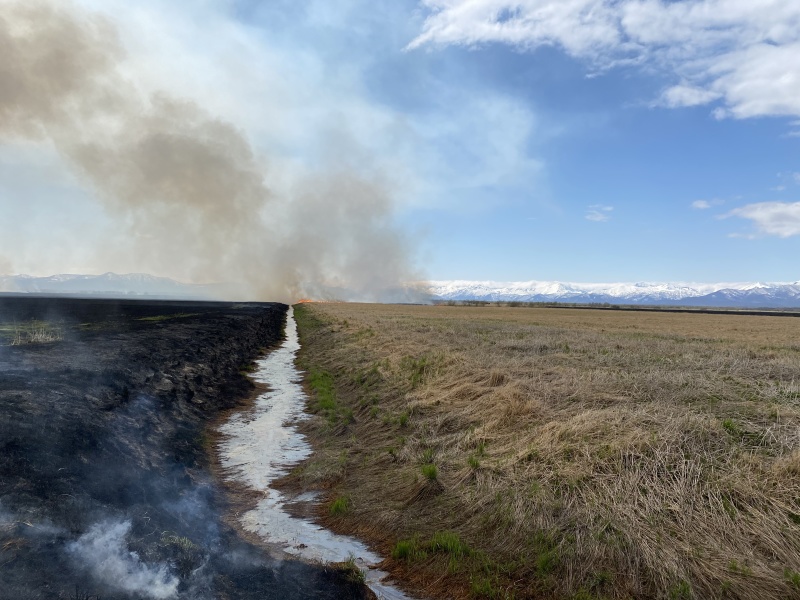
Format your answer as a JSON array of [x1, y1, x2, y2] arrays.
[[2, 274, 800, 308], [0, 273, 219, 299], [428, 280, 800, 308]]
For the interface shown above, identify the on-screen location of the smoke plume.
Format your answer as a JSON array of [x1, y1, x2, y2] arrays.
[[68, 520, 180, 599], [0, 0, 422, 302]]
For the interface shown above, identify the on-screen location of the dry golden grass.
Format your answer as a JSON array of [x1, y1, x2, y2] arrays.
[[288, 303, 800, 600]]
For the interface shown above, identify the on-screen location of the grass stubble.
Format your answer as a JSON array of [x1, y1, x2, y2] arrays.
[[283, 303, 800, 600], [0, 320, 65, 345]]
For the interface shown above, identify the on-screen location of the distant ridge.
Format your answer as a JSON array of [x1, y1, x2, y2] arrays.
[[428, 280, 800, 308], [4, 274, 800, 307], [0, 273, 221, 300]]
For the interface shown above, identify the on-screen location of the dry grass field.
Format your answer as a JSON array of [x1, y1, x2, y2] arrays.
[[287, 303, 800, 600]]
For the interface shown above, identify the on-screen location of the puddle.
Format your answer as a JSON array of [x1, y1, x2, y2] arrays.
[[218, 307, 414, 600]]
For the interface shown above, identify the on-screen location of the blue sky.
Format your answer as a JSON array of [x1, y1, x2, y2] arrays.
[[2, 0, 800, 286]]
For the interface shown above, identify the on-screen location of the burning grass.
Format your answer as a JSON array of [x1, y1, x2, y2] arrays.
[[290, 303, 800, 600]]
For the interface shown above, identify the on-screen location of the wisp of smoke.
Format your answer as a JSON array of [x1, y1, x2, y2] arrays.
[[0, 0, 425, 302], [0, 502, 13, 527], [68, 520, 179, 599]]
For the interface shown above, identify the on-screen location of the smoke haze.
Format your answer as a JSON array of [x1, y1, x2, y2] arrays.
[[0, 0, 421, 302], [68, 520, 180, 599]]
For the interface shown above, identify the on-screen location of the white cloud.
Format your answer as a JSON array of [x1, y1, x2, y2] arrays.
[[692, 198, 723, 209], [661, 84, 722, 109], [725, 201, 800, 237], [585, 204, 613, 221], [408, 0, 624, 56], [410, 0, 800, 120]]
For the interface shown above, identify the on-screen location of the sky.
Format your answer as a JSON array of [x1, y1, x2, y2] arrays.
[[1, 0, 799, 286]]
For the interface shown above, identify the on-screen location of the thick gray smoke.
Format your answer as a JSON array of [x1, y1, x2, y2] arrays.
[[0, 0, 423, 302]]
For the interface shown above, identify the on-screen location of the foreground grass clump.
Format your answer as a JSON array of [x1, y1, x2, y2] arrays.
[[290, 302, 800, 600], [420, 463, 438, 480], [329, 495, 350, 516], [326, 553, 366, 585]]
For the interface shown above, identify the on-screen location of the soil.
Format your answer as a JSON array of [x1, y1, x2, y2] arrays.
[[0, 296, 371, 600]]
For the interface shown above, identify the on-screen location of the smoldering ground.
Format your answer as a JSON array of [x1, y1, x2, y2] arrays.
[[0, 297, 371, 599], [0, 0, 423, 302]]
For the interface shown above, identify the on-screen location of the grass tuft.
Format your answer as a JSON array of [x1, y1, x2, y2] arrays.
[[785, 568, 800, 589], [392, 538, 427, 562], [421, 463, 438, 481], [329, 495, 350, 516], [430, 531, 471, 558]]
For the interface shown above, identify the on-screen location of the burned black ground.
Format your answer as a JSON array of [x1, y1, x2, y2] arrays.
[[0, 297, 370, 600]]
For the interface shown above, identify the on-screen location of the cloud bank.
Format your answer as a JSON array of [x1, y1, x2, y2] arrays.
[[725, 201, 800, 238], [410, 0, 800, 121]]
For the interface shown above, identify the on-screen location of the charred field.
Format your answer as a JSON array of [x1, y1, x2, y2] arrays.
[[0, 296, 371, 600]]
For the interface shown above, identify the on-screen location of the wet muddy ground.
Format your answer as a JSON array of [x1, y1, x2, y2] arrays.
[[0, 297, 371, 600]]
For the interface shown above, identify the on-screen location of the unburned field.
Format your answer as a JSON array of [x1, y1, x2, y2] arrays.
[[289, 303, 800, 600]]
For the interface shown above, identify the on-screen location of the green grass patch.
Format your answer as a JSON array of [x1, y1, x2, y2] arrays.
[[393, 532, 473, 562], [392, 531, 519, 596], [536, 548, 559, 577], [293, 304, 326, 343], [392, 538, 428, 562], [138, 313, 200, 322], [329, 495, 350, 516], [728, 560, 753, 577], [470, 574, 502, 599], [668, 580, 692, 600], [430, 531, 471, 558], [398, 410, 410, 427], [785, 568, 800, 589], [384, 409, 411, 428], [340, 554, 366, 584], [309, 368, 337, 410], [305, 368, 357, 428], [400, 355, 437, 389], [421, 463, 438, 480]]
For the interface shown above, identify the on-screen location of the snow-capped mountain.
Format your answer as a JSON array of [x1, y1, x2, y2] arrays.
[[4, 274, 800, 307], [428, 280, 800, 308], [0, 273, 220, 299]]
